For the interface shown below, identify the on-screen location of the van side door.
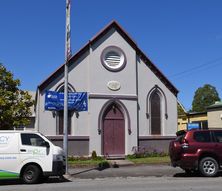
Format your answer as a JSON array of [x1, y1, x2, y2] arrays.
[[19, 133, 53, 172], [0, 133, 20, 178]]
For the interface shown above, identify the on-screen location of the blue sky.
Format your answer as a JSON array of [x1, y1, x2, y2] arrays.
[[1, 0, 222, 110]]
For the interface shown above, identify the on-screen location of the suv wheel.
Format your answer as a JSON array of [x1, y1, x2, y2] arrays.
[[199, 157, 218, 177]]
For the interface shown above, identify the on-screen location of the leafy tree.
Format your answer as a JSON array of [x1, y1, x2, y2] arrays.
[[191, 84, 220, 112], [0, 63, 34, 129]]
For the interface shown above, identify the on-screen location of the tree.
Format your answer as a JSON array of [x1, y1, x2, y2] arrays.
[[0, 63, 34, 129], [191, 84, 220, 112]]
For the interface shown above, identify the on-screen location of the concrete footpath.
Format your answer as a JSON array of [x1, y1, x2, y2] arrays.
[[67, 164, 184, 180]]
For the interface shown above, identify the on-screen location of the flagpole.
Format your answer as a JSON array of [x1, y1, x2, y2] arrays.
[[64, 0, 71, 175]]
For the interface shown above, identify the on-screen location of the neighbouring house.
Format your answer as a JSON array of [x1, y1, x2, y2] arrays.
[[35, 21, 178, 157], [207, 101, 222, 128], [177, 102, 208, 131], [178, 101, 222, 131], [177, 101, 187, 130]]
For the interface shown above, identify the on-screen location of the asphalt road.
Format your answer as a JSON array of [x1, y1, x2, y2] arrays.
[[1, 165, 222, 191], [1, 176, 222, 191]]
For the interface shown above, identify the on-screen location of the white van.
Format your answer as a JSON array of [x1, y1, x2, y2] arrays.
[[0, 131, 65, 184]]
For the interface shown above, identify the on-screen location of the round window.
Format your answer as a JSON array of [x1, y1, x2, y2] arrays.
[[101, 46, 126, 71]]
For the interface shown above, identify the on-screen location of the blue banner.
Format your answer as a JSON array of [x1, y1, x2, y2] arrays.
[[45, 91, 88, 111], [187, 123, 200, 130]]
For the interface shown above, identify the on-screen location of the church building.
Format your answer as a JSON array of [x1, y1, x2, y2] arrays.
[[35, 21, 178, 157]]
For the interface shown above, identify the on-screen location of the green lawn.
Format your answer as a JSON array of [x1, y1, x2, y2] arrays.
[[127, 156, 170, 165], [68, 159, 107, 167], [68, 156, 171, 167]]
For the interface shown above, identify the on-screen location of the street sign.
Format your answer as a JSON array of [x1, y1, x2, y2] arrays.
[[187, 123, 200, 130], [45, 91, 88, 112]]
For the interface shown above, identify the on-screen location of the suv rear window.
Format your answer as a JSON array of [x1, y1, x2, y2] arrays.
[[213, 131, 222, 142], [193, 131, 211, 142]]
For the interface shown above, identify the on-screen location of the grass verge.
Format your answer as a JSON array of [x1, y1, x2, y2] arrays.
[[68, 156, 170, 167], [127, 156, 170, 165], [68, 159, 107, 168]]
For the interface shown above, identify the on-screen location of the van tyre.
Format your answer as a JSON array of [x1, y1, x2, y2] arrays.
[[199, 157, 218, 177], [22, 165, 41, 184]]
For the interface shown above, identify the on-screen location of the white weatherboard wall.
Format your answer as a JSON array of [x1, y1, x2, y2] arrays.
[[208, 110, 222, 128]]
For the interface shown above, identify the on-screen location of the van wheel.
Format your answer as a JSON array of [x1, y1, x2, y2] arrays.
[[22, 165, 41, 184], [199, 157, 218, 177]]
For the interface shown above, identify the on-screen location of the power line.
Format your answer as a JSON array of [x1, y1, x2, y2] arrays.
[[170, 57, 222, 79]]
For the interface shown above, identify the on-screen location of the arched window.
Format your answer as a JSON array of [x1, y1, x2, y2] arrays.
[[150, 91, 161, 135], [56, 84, 75, 135], [57, 111, 72, 135], [146, 85, 168, 135]]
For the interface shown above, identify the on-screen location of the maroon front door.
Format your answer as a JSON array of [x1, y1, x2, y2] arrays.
[[103, 104, 125, 156]]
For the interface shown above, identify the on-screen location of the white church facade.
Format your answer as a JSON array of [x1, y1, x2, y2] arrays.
[[35, 21, 178, 157]]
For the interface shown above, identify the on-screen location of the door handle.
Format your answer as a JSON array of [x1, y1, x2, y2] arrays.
[[20, 149, 26, 152]]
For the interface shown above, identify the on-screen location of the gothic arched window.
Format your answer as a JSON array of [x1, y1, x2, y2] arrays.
[[150, 91, 161, 135], [56, 85, 74, 135]]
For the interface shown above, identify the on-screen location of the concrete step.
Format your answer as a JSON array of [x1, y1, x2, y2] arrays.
[[108, 159, 134, 167]]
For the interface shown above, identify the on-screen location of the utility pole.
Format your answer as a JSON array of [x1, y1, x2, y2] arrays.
[[64, 0, 71, 175]]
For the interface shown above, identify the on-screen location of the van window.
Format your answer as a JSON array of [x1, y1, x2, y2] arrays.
[[21, 134, 46, 147], [193, 131, 211, 142]]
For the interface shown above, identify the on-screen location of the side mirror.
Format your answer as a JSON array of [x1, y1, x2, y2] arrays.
[[44, 141, 50, 148]]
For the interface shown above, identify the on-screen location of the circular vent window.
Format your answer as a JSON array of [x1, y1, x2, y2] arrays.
[[101, 46, 126, 71]]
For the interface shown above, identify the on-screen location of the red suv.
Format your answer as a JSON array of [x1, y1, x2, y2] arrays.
[[169, 129, 222, 177]]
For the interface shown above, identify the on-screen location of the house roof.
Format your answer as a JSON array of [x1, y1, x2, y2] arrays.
[[207, 101, 222, 110], [177, 100, 187, 112], [38, 20, 179, 96], [187, 111, 207, 116]]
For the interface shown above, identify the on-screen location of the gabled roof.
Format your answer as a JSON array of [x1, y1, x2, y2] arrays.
[[177, 100, 187, 116], [38, 20, 178, 96]]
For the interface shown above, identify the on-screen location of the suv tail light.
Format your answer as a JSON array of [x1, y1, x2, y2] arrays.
[[181, 138, 189, 149]]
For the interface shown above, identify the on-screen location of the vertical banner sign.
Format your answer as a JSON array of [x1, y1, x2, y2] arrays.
[[66, 0, 71, 60]]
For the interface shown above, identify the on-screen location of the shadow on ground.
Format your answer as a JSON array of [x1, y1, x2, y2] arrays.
[[0, 176, 70, 186], [70, 162, 111, 176], [0, 163, 111, 186], [173, 171, 222, 178]]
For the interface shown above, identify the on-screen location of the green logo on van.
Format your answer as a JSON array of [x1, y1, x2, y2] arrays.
[[28, 149, 45, 156]]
